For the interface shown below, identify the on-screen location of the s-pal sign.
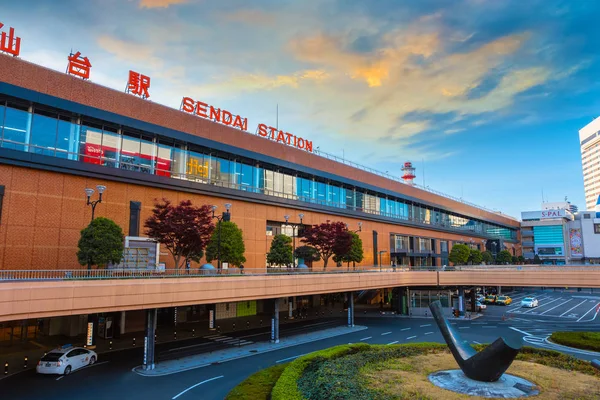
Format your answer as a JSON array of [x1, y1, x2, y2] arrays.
[[522, 209, 567, 220]]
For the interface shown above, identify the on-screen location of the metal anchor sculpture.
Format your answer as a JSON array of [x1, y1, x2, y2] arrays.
[[429, 300, 522, 382]]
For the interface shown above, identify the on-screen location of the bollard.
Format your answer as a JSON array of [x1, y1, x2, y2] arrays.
[[109, 341, 113, 350], [23, 357, 27, 369], [4, 362, 8, 375], [174, 331, 177, 340], [155, 334, 158, 343], [133, 337, 136, 347], [192, 329, 195, 337], [246, 321, 250, 329], [233, 323, 236, 331], [217, 325, 221, 334], [260, 320, 262, 327]]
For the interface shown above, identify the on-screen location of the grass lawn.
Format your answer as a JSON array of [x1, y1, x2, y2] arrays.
[[225, 363, 287, 400], [550, 331, 600, 352]]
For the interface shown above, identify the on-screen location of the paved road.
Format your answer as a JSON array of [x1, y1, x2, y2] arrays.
[[1, 290, 598, 400]]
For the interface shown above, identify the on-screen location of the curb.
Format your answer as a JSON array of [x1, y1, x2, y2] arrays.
[[544, 337, 600, 356], [132, 325, 368, 377]]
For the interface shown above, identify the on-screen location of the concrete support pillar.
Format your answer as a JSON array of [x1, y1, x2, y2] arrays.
[[120, 311, 126, 335], [288, 296, 294, 319], [470, 289, 477, 312], [85, 315, 96, 349], [347, 292, 355, 327], [143, 309, 157, 371], [458, 287, 465, 316], [497, 286, 502, 295], [271, 299, 280, 344], [208, 304, 216, 330]]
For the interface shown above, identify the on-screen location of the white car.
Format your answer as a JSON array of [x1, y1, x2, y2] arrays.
[[521, 297, 539, 308], [476, 301, 487, 311], [36, 345, 97, 375]]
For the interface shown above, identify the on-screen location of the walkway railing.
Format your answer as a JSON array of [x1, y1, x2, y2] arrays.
[[0, 265, 598, 282]]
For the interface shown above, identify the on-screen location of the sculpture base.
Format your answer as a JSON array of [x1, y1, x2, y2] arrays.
[[428, 370, 539, 398]]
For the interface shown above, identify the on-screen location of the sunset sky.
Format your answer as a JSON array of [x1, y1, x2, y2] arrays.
[[3, 0, 600, 217]]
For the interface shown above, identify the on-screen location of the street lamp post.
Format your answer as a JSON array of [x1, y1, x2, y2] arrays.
[[212, 203, 232, 270], [491, 242, 497, 262], [284, 213, 304, 267], [84, 185, 107, 223], [84, 185, 107, 271]]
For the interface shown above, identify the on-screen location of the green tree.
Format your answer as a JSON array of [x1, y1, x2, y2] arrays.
[[448, 243, 470, 265], [496, 250, 512, 264], [77, 217, 124, 269], [333, 232, 364, 269], [517, 255, 525, 264], [533, 253, 542, 264], [206, 221, 246, 267], [511, 255, 518, 264], [294, 245, 321, 266], [266, 234, 293, 266], [481, 251, 493, 264], [468, 249, 483, 265]]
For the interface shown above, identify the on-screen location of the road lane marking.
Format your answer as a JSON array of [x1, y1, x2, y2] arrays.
[[420, 324, 431, 327], [406, 336, 417, 340], [481, 326, 497, 328], [540, 299, 574, 315], [509, 327, 532, 336], [55, 361, 110, 380], [400, 328, 411, 331], [360, 336, 372, 341], [577, 302, 600, 322], [276, 354, 309, 363], [559, 299, 588, 317], [472, 341, 482, 344], [172, 375, 224, 399], [381, 331, 392, 336], [424, 332, 434, 335], [458, 327, 469, 329], [56, 376, 64, 381], [387, 341, 399, 345]]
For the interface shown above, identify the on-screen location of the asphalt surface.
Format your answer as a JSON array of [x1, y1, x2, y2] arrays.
[[0, 290, 598, 400]]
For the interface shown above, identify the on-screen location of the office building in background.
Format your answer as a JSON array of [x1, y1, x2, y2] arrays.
[[579, 117, 600, 210]]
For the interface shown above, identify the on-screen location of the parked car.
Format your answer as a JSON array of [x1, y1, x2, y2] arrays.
[[484, 295, 497, 305], [36, 345, 97, 375], [475, 301, 487, 311], [476, 295, 485, 303], [495, 295, 512, 306], [521, 297, 539, 308]]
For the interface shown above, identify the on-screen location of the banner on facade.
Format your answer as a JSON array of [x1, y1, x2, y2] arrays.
[[570, 228, 583, 257]]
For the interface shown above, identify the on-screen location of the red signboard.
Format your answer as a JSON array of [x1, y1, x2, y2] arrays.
[[127, 70, 151, 99], [67, 51, 92, 80], [0, 22, 21, 57]]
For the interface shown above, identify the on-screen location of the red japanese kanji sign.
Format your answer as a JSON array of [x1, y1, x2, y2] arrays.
[[127, 70, 150, 99], [0, 22, 21, 57], [67, 51, 92, 79]]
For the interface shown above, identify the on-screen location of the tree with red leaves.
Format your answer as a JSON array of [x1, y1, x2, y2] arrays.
[[300, 220, 352, 269], [144, 198, 215, 270]]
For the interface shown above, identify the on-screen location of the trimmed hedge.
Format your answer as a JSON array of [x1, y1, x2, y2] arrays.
[[271, 343, 369, 400], [549, 331, 600, 352], [225, 363, 287, 400]]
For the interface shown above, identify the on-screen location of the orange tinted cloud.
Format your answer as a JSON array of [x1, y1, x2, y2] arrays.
[[139, 0, 188, 9]]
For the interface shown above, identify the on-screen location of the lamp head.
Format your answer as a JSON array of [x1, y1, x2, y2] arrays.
[[358, 221, 363, 231], [224, 203, 232, 212], [284, 215, 290, 223], [84, 188, 95, 198], [298, 213, 304, 220], [212, 205, 218, 213], [96, 185, 106, 194]]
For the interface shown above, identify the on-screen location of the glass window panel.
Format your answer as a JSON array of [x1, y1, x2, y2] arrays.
[[171, 145, 187, 179], [241, 163, 254, 190], [101, 129, 121, 168], [30, 113, 57, 156], [255, 166, 264, 193], [316, 182, 326, 204], [2, 106, 30, 151], [156, 142, 172, 177], [346, 189, 355, 210], [187, 150, 207, 181], [263, 168, 274, 194], [120, 133, 141, 172], [283, 173, 294, 198], [329, 184, 339, 207], [56, 118, 80, 160], [339, 187, 346, 208], [272, 171, 284, 196], [217, 157, 231, 186], [138, 136, 155, 174], [79, 123, 103, 165]]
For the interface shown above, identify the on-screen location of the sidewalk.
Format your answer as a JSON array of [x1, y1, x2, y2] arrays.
[[134, 325, 368, 377]]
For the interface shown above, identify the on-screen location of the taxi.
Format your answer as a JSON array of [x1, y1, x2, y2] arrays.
[[36, 345, 97, 375], [484, 295, 497, 305], [495, 295, 512, 306]]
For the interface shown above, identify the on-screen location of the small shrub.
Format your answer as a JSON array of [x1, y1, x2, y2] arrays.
[[226, 364, 286, 400], [550, 331, 600, 352]]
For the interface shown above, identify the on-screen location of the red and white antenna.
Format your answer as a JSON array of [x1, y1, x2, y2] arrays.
[[401, 161, 416, 185]]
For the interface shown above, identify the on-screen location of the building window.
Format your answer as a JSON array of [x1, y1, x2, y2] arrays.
[[584, 214, 591, 219], [594, 224, 600, 234]]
